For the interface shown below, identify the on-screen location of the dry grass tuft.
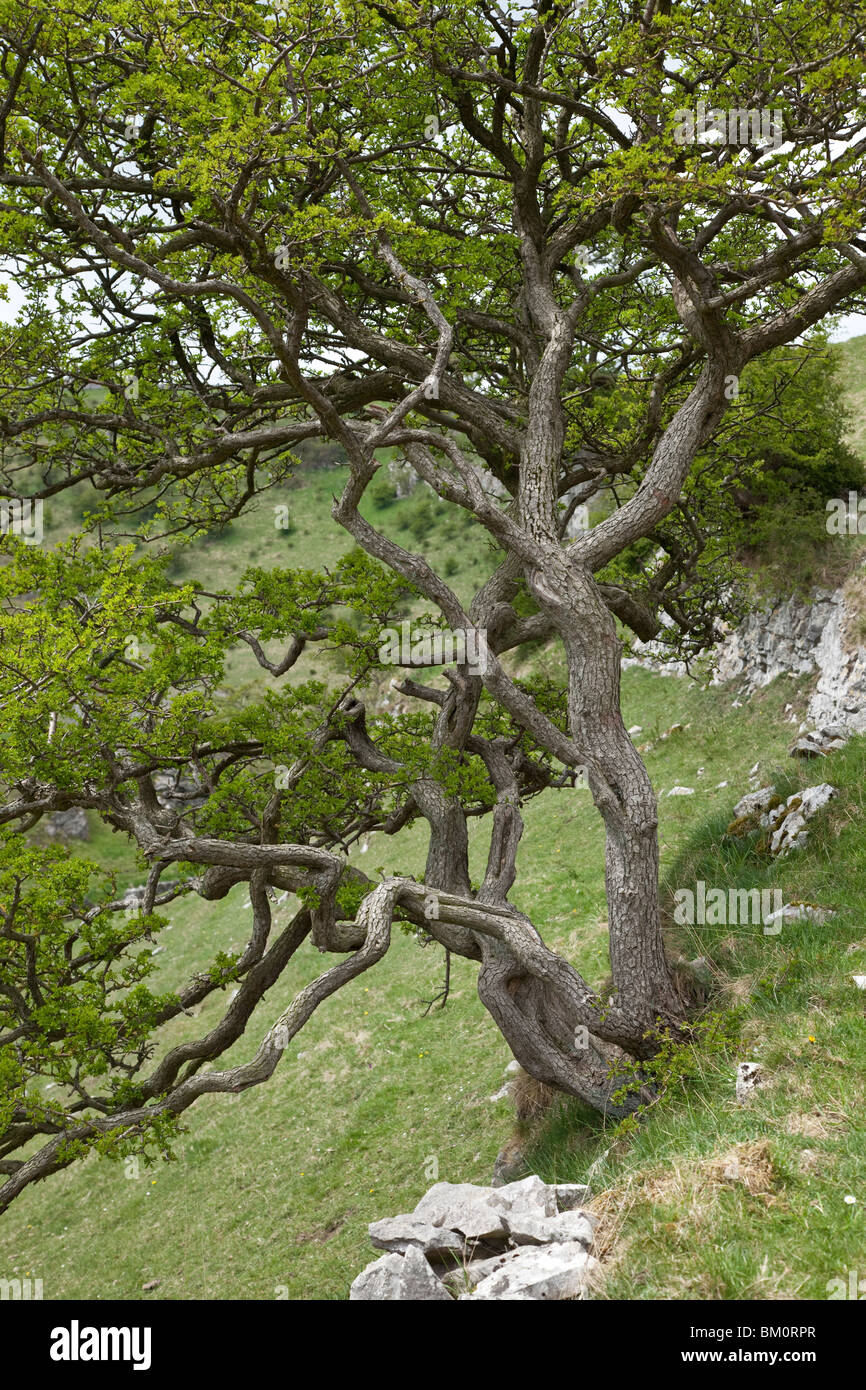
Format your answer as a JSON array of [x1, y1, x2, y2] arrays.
[[703, 1139, 777, 1195], [585, 1140, 780, 1292], [510, 1069, 559, 1123], [785, 1107, 847, 1139]]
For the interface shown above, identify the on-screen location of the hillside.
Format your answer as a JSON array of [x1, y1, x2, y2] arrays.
[[838, 333, 866, 462], [2, 343, 865, 1302], [3, 659, 864, 1300]]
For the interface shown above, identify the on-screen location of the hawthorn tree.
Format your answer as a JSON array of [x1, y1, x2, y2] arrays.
[[1, 0, 865, 1212]]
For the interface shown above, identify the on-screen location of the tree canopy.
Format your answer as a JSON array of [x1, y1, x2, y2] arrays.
[[1, 0, 865, 1213]]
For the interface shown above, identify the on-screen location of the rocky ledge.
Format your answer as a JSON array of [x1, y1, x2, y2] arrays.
[[726, 782, 838, 857]]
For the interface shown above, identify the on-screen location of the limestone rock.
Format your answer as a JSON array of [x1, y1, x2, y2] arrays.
[[368, 1216, 464, 1259], [789, 725, 850, 759], [713, 591, 838, 693], [152, 772, 207, 811], [413, 1174, 559, 1239], [624, 563, 866, 736], [412, 1183, 510, 1241], [762, 901, 835, 931], [45, 807, 90, 841], [354, 1173, 602, 1301], [441, 1251, 509, 1295], [798, 783, 838, 818], [487, 1174, 559, 1220], [736, 1061, 763, 1104], [463, 1241, 598, 1301], [732, 786, 777, 820], [349, 1244, 454, 1300], [729, 783, 837, 858], [789, 737, 826, 758], [818, 722, 850, 741], [503, 1209, 595, 1248]]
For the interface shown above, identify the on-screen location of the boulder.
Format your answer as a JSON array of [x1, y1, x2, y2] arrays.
[[762, 901, 835, 930], [736, 1061, 763, 1104], [503, 1210, 595, 1248], [368, 1216, 464, 1259], [488, 1174, 558, 1220], [441, 1250, 511, 1295], [354, 1173, 602, 1301], [412, 1183, 510, 1242], [413, 1174, 557, 1239], [462, 1241, 598, 1301], [798, 783, 838, 818], [818, 723, 849, 741], [789, 724, 849, 758], [789, 737, 826, 758], [349, 1244, 454, 1300], [770, 811, 807, 857], [152, 772, 207, 811], [729, 783, 837, 858]]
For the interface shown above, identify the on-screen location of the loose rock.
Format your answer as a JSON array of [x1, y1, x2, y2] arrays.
[[349, 1244, 454, 1301], [368, 1216, 465, 1259], [45, 807, 90, 841], [553, 1183, 592, 1211], [465, 1241, 598, 1301], [353, 1174, 600, 1301], [736, 1061, 763, 1104], [503, 1209, 595, 1248]]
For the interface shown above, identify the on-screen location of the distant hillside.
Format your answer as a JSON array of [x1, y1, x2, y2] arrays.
[[837, 333, 866, 462]]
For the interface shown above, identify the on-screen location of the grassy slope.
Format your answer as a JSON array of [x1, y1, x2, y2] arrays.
[[533, 725, 866, 1299], [5, 666, 863, 1301], [2, 347, 865, 1299], [837, 333, 866, 461]]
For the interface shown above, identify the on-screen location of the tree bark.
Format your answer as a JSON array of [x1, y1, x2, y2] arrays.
[[530, 554, 684, 1036]]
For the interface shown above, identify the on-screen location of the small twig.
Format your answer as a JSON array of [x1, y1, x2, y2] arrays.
[[420, 948, 451, 1015]]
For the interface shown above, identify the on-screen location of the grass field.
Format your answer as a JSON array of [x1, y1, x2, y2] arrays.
[[2, 345, 865, 1300], [3, 661, 864, 1300]]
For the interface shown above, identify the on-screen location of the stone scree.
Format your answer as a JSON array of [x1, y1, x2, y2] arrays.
[[349, 1175, 598, 1300]]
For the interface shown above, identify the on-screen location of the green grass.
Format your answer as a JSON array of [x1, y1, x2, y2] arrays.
[[525, 729, 866, 1301], [7, 659, 861, 1302], [837, 333, 866, 461], [5, 355, 866, 1300]]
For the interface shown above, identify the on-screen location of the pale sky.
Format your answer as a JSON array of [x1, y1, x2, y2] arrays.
[[830, 312, 866, 342]]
